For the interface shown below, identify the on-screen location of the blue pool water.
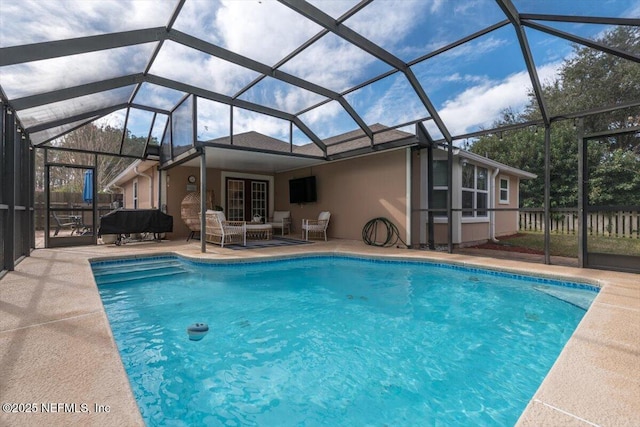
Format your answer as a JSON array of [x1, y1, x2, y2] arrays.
[[94, 255, 598, 426]]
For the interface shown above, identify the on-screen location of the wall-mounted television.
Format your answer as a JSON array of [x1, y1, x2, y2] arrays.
[[289, 176, 317, 204]]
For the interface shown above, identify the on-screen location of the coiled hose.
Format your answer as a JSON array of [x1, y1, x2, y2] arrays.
[[362, 217, 408, 248]]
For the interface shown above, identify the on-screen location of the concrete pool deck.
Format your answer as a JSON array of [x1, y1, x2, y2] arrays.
[[0, 239, 638, 426]]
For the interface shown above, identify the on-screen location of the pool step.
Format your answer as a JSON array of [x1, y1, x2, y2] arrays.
[[533, 285, 594, 310], [92, 259, 188, 285], [92, 258, 182, 275]]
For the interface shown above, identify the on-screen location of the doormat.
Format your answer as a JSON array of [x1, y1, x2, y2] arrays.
[[224, 236, 315, 250]]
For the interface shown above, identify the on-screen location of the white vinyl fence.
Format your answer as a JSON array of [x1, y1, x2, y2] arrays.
[[519, 208, 640, 239]]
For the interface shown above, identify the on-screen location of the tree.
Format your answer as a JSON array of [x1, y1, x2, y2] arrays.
[[36, 122, 136, 194], [471, 26, 640, 207], [588, 145, 640, 206]]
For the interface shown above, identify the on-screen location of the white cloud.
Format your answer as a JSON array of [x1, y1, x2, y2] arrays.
[[298, 100, 355, 139], [215, 0, 321, 65], [279, 33, 383, 92], [233, 108, 289, 140], [196, 98, 230, 140], [306, 0, 360, 18], [95, 110, 126, 129], [0, 0, 175, 47], [149, 41, 259, 96], [352, 74, 429, 127], [346, 0, 426, 46], [1, 44, 154, 100], [436, 62, 562, 136]]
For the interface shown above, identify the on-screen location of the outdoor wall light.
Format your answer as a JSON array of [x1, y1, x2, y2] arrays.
[[499, 131, 503, 141], [459, 158, 468, 167]]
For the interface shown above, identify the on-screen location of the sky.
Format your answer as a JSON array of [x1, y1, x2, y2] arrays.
[[0, 0, 638, 147]]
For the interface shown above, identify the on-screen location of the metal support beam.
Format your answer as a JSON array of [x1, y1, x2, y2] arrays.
[[416, 121, 433, 149], [146, 75, 287, 119], [169, 30, 338, 99], [447, 141, 453, 253], [3, 106, 16, 270], [0, 27, 167, 66], [577, 119, 586, 267], [523, 20, 640, 64], [278, 0, 405, 70], [10, 74, 145, 111], [408, 20, 510, 66], [168, 29, 373, 140], [496, 0, 550, 126], [544, 124, 551, 264], [404, 69, 453, 142], [29, 141, 35, 251], [92, 154, 98, 245], [520, 14, 640, 26], [337, 98, 373, 140], [200, 149, 207, 253], [427, 143, 435, 250], [147, 76, 327, 152], [292, 117, 327, 155], [26, 103, 129, 133], [278, 0, 453, 145]]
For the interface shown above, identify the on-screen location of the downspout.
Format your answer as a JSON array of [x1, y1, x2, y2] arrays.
[[490, 167, 500, 242], [134, 166, 154, 208]]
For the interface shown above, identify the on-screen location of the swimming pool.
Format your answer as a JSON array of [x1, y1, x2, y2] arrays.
[[94, 255, 598, 426]]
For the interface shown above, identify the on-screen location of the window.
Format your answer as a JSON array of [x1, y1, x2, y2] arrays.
[[133, 180, 138, 209], [499, 177, 509, 204], [432, 160, 448, 217], [461, 164, 488, 218]]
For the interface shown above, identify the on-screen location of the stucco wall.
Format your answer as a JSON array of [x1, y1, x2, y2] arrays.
[[120, 167, 159, 210], [495, 175, 520, 237], [274, 149, 408, 241], [422, 152, 525, 245], [460, 221, 490, 244], [165, 166, 222, 239]]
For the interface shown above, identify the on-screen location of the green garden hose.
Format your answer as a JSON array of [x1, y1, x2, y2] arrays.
[[362, 217, 408, 248]]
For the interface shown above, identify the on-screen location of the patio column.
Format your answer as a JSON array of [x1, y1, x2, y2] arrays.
[[447, 141, 453, 253], [577, 118, 586, 268], [200, 150, 207, 253], [427, 144, 435, 250], [2, 104, 16, 271]]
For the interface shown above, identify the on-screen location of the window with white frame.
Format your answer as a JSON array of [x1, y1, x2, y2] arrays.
[[499, 177, 509, 204], [432, 160, 448, 217], [133, 180, 138, 209], [461, 163, 488, 218]]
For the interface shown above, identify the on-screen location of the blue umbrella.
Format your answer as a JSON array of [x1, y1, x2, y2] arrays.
[[82, 169, 93, 204]]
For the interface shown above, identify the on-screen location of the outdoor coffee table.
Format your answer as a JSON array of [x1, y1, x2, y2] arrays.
[[245, 223, 272, 240]]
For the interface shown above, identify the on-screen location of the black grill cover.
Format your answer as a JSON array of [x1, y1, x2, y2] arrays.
[[99, 209, 173, 236]]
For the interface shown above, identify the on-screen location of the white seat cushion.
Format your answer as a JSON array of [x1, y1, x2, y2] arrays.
[[245, 224, 272, 231], [272, 211, 290, 222]]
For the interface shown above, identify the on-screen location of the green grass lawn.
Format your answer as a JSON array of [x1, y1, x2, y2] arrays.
[[502, 232, 640, 258]]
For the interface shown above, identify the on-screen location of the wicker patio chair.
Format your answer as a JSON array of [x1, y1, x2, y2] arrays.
[[180, 192, 201, 241], [205, 210, 246, 247], [301, 211, 331, 241], [265, 210, 291, 236]]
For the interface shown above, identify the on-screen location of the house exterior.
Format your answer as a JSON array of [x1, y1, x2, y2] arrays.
[[106, 127, 535, 248], [417, 147, 536, 247]]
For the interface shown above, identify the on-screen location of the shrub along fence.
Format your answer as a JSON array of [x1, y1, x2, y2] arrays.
[[519, 207, 640, 239]]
